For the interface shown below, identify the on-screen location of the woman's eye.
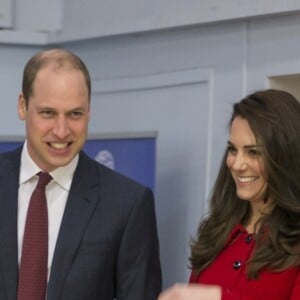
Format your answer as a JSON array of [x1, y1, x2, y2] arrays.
[[227, 146, 237, 155], [248, 149, 260, 157]]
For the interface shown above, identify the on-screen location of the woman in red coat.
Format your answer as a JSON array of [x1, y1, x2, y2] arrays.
[[158, 89, 300, 300]]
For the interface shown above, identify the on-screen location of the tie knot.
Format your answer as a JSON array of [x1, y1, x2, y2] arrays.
[[37, 172, 52, 188]]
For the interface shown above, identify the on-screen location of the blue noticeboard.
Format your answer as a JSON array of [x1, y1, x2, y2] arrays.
[[83, 135, 156, 191], [0, 133, 156, 191]]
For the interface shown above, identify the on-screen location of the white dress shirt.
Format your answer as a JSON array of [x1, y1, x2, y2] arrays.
[[18, 141, 78, 279]]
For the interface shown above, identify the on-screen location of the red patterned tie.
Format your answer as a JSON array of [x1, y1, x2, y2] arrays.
[[17, 172, 52, 300]]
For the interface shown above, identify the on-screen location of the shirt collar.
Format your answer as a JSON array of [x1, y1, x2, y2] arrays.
[[20, 140, 79, 191]]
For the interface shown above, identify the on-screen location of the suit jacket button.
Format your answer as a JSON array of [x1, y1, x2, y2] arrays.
[[233, 261, 242, 270]]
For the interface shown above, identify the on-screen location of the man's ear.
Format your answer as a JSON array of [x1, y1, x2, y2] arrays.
[[18, 93, 27, 120]]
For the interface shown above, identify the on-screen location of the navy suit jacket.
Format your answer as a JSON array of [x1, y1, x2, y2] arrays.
[[0, 147, 162, 299]]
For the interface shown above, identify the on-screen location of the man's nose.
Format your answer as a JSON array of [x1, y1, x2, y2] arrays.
[[52, 117, 70, 138]]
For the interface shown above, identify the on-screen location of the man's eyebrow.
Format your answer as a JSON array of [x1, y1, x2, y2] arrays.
[[68, 106, 87, 111]]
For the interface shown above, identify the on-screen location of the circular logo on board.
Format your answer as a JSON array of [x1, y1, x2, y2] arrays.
[[95, 150, 115, 170]]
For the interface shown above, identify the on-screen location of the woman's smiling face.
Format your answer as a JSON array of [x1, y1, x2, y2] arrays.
[[226, 116, 267, 205]]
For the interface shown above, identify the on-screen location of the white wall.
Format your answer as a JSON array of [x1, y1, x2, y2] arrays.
[[0, 0, 13, 28], [58, 0, 300, 42], [0, 45, 42, 136], [15, 0, 62, 32], [2, 0, 300, 43], [1, 5, 300, 290]]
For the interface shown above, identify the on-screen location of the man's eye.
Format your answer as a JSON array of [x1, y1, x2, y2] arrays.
[[40, 111, 54, 117], [71, 111, 83, 118]]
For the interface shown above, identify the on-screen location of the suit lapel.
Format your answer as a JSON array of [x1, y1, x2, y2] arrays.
[[47, 152, 100, 300], [0, 148, 22, 300]]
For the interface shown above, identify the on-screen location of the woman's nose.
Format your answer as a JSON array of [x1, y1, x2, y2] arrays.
[[231, 154, 247, 171]]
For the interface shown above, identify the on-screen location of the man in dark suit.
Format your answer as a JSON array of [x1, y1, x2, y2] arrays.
[[0, 48, 161, 300]]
